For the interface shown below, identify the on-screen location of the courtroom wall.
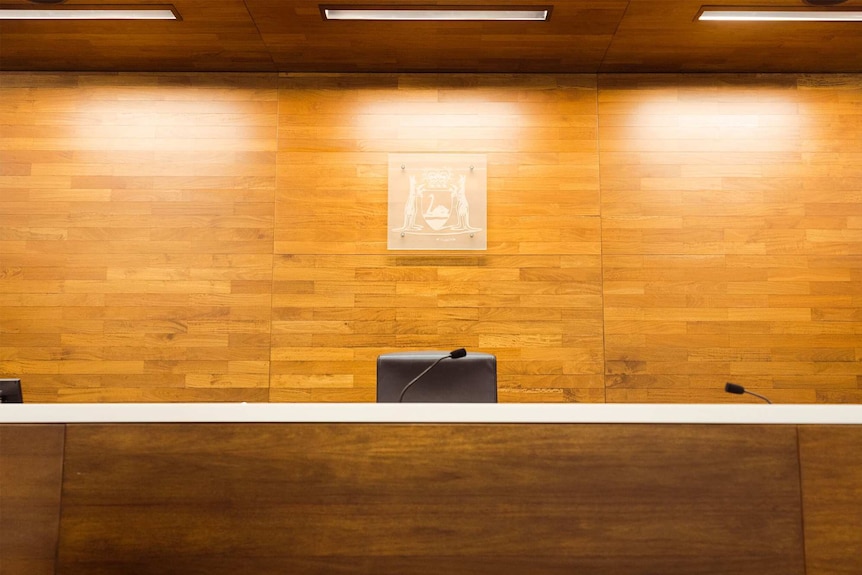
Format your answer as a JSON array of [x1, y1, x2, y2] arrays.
[[599, 75, 862, 402], [1, 72, 860, 402]]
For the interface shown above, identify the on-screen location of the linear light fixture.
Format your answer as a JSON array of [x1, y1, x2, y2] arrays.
[[0, 4, 180, 20], [320, 5, 551, 21], [698, 6, 862, 21]]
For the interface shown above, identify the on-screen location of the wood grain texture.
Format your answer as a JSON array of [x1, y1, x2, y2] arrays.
[[0, 0, 275, 72], [246, 0, 628, 73], [57, 423, 804, 575], [602, 0, 862, 73], [0, 424, 64, 575], [3, 0, 862, 74], [2, 72, 862, 402], [599, 74, 862, 403], [799, 426, 862, 575], [273, 74, 604, 402], [0, 73, 277, 402]]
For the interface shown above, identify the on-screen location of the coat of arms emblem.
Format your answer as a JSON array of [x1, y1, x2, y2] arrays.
[[388, 154, 487, 250]]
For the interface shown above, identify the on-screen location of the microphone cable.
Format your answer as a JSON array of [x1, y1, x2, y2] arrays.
[[398, 348, 466, 402]]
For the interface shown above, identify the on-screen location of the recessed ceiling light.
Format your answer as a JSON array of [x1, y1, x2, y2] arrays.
[[0, 4, 180, 20], [320, 5, 551, 21], [698, 6, 862, 21]]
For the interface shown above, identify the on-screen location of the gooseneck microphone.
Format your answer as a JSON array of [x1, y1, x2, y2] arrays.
[[725, 382, 772, 404], [398, 348, 467, 402]]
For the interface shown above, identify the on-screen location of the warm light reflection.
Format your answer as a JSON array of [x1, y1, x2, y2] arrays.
[[619, 92, 801, 156]]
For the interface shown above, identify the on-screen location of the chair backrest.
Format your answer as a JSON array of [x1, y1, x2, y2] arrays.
[[0, 378, 23, 403], [376, 351, 497, 403]]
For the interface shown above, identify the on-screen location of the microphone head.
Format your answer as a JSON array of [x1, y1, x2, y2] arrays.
[[449, 348, 467, 359], [725, 382, 746, 395]]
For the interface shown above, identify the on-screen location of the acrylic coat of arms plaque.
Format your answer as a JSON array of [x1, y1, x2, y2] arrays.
[[388, 153, 487, 250]]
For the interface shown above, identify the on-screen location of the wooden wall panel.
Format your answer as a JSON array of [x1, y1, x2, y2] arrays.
[[1, 72, 862, 403], [799, 426, 862, 575], [598, 74, 862, 403], [0, 424, 64, 575], [57, 423, 804, 574], [0, 73, 278, 402], [273, 74, 605, 402]]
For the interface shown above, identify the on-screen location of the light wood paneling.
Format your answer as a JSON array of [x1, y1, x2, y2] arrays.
[[57, 423, 804, 574], [599, 74, 862, 403], [2, 72, 862, 402], [799, 426, 862, 575], [0, 73, 277, 401], [273, 74, 604, 402], [0, 424, 64, 575]]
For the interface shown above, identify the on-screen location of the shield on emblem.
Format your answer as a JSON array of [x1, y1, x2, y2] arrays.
[[422, 193, 452, 230]]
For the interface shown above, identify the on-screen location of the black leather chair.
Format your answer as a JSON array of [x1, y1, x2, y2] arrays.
[[376, 351, 497, 402], [0, 378, 23, 403]]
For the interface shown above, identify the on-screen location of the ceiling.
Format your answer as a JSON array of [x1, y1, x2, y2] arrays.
[[1, 0, 862, 73]]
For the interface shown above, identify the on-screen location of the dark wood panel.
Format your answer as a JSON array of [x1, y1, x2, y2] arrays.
[[58, 423, 804, 574], [4, 0, 862, 73], [247, 0, 628, 73], [0, 0, 275, 72], [0, 424, 65, 575], [603, 0, 862, 73], [799, 426, 862, 575]]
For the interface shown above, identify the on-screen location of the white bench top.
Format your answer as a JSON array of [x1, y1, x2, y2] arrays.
[[1, 402, 861, 424]]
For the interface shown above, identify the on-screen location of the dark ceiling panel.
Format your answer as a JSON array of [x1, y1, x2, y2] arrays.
[[244, 0, 630, 73], [601, 0, 862, 73], [1, 0, 862, 73], [0, 0, 275, 72]]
